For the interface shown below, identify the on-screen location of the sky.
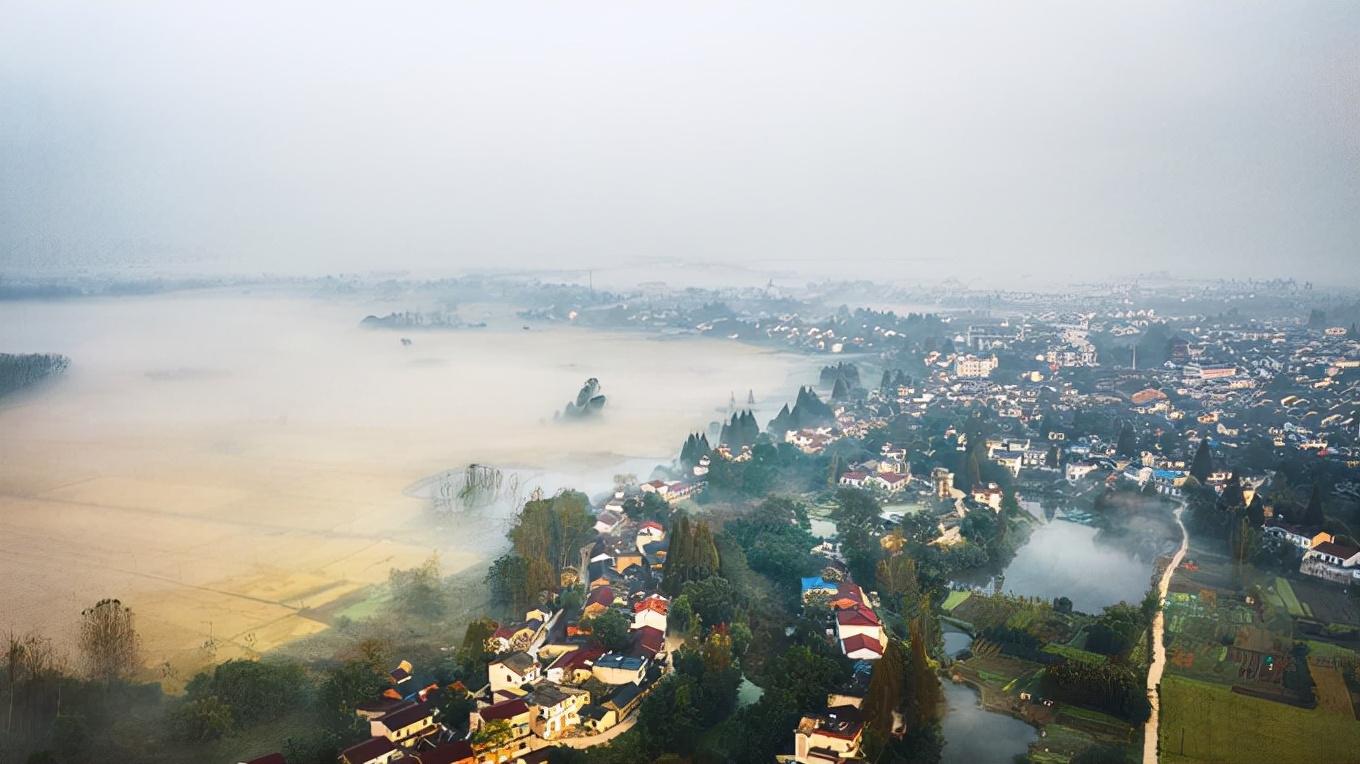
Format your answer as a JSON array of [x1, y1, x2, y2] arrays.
[[1, 1, 1357, 285]]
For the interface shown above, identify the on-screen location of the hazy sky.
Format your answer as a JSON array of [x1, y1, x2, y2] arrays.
[[2, 1, 1357, 284]]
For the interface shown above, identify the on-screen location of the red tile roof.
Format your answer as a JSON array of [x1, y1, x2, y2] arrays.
[[1312, 541, 1359, 559], [341, 736, 398, 764], [585, 586, 615, 609], [630, 626, 666, 658], [549, 647, 604, 674], [835, 606, 880, 627], [633, 596, 669, 614], [477, 698, 529, 722], [841, 633, 883, 658]]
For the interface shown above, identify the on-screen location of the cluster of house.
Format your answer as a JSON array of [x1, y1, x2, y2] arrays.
[[787, 426, 842, 455], [800, 577, 888, 661], [297, 512, 677, 764], [1263, 524, 1360, 585], [836, 443, 913, 493]]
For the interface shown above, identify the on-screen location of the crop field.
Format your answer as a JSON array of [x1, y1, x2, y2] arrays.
[[1159, 674, 1360, 764]]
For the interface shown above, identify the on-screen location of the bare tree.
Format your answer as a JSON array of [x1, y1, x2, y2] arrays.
[[6, 629, 62, 734], [79, 599, 142, 683]]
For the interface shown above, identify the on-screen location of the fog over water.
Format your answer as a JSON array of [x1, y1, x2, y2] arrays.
[[0, 291, 809, 668], [992, 518, 1156, 615]]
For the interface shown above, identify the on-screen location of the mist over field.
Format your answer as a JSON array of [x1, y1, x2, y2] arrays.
[[0, 292, 807, 672]]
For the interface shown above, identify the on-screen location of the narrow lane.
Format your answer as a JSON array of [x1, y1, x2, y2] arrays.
[[1144, 506, 1188, 764]]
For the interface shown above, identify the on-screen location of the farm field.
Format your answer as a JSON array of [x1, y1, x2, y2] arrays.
[[1159, 674, 1360, 764]]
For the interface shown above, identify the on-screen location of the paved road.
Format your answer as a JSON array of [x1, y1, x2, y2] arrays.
[[1144, 506, 1188, 764]]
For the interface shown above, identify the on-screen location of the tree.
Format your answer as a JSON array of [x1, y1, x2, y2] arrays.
[[681, 576, 738, 628], [587, 608, 632, 653], [389, 552, 445, 619], [188, 658, 307, 728], [172, 695, 233, 742], [669, 595, 695, 636], [1190, 439, 1213, 484], [471, 718, 516, 753], [1054, 596, 1074, 614], [876, 553, 921, 615], [663, 514, 721, 595], [78, 599, 141, 683], [864, 637, 906, 735], [1303, 484, 1326, 528], [639, 676, 706, 755], [1116, 422, 1137, 458], [317, 659, 388, 729], [457, 618, 498, 678], [485, 553, 529, 607], [904, 617, 943, 727], [1246, 494, 1266, 528]]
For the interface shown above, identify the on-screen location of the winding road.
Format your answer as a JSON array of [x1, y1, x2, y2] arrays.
[[1144, 506, 1188, 764]]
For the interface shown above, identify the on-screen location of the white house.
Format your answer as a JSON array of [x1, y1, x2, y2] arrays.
[[631, 594, 669, 633], [489, 651, 541, 695]]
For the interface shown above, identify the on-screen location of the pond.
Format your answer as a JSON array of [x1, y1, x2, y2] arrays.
[[940, 680, 1038, 764], [809, 517, 837, 539], [992, 515, 1157, 614]]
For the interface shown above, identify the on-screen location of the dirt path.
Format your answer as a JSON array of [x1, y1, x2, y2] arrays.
[[1144, 506, 1187, 764]]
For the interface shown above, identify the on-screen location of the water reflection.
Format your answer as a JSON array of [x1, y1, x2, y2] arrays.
[[940, 681, 1037, 764], [943, 630, 973, 658], [991, 517, 1153, 614]]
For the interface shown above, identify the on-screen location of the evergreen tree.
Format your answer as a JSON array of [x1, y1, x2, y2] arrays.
[[905, 616, 943, 727], [1246, 493, 1266, 528], [1303, 484, 1325, 529], [1116, 422, 1137, 458], [1190, 439, 1213, 484], [863, 638, 905, 736], [662, 514, 721, 596], [966, 452, 982, 490], [1219, 473, 1245, 510]]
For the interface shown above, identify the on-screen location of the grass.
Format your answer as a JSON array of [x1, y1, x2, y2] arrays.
[[1159, 674, 1360, 764], [1029, 722, 1100, 763], [1305, 640, 1358, 660], [1274, 577, 1305, 619], [1043, 643, 1108, 665], [942, 590, 972, 612]]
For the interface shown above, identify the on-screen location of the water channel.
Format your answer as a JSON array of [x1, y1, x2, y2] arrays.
[[814, 500, 1163, 761]]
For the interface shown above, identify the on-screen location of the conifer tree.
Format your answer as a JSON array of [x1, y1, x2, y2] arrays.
[[863, 638, 905, 735], [1190, 439, 1213, 484], [1303, 484, 1325, 529], [1116, 422, 1137, 458]]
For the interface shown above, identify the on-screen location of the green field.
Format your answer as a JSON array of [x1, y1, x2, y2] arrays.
[[1159, 674, 1360, 764], [1273, 577, 1307, 619], [942, 589, 972, 612], [1305, 640, 1358, 660], [1043, 643, 1108, 664]]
